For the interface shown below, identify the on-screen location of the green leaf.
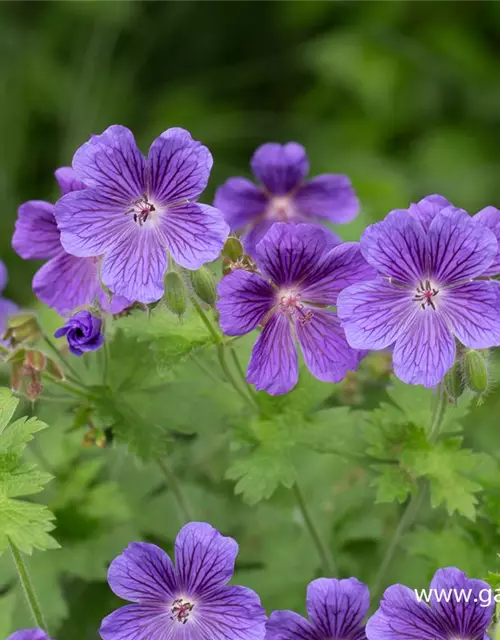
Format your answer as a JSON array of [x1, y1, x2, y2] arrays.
[[372, 465, 415, 504], [404, 438, 483, 520], [0, 388, 58, 554], [405, 527, 486, 576], [226, 447, 295, 506]]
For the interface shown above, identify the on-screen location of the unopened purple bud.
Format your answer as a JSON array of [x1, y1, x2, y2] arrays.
[[54, 311, 104, 357]]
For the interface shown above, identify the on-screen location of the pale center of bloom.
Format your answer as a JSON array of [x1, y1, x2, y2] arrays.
[[277, 289, 314, 325], [126, 193, 158, 226], [413, 279, 439, 310], [266, 195, 295, 221], [170, 596, 195, 625]]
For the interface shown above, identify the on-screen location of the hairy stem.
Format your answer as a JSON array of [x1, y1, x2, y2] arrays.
[[293, 481, 337, 576], [9, 541, 48, 633], [157, 458, 193, 524], [371, 382, 447, 599]]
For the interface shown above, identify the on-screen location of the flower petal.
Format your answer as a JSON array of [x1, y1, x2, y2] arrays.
[[296, 310, 359, 383], [337, 279, 415, 350], [214, 177, 267, 231], [361, 209, 426, 285], [255, 223, 329, 288], [429, 567, 494, 639], [54, 166, 86, 195], [13, 201, 61, 260], [241, 220, 275, 258], [197, 585, 267, 640], [161, 202, 229, 270], [55, 189, 134, 258], [393, 310, 456, 387], [33, 253, 101, 315], [251, 142, 308, 195], [301, 242, 376, 306], [408, 194, 452, 232], [73, 125, 146, 200], [266, 610, 320, 640], [99, 604, 172, 640], [97, 289, 132, 314], [473, 205, 500, 276], [0, 260, 7, 292], [306, 578, 369, 639], [147, 127, 213, 205], [366, 585, 445, 640], [175, 522, 238, 597], [7, 631, 50, 640], [440, 281, 500, 349], [247, 313, 298, 395], [217, 270, 275, 336], [428, 207, 497, 285], [294, 175, 359, 223], [0, 298, 18, 345], [100, 227, 167, 303], [107, 541, 177, 603]]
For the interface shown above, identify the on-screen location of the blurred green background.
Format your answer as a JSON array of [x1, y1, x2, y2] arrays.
[[3, 0, 500, 305]]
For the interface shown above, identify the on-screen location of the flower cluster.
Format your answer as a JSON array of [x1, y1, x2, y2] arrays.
[[9, 524, 494, 640], [8, 126, 500, 391]]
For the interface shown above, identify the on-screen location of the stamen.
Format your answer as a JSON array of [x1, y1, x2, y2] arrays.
[[126, 193, 156, 226], [278, 291, 314, 325], [414, 280, 439, 310], [170, 597, 195, 625]]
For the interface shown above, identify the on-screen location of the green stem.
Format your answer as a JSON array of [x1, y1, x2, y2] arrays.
[[228, 344, 260, 409], [42, 334, 81, 381], [293, 481, 337, 576], [9, 541, 48, 632], [157, 458, 193, 524], [102, 341, 109, 387], [42, 373, 89, 399], [371, 382, 447, 599], [190, 296, 221, 344], [190, 296, 258, 411]]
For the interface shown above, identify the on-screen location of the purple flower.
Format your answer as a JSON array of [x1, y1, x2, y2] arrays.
[[13, 167, 130, 316], [99, 521, 266, 640], [337, 198, 500, 388], [214, 142, 359, 256], [267, 577, 369, 640], [366, 567, 494, 640], [54, 310, 104, 356], [216, 223, 375, 395], [54, 126, 229, 303], [7, 631, 51, 640], [0, 261, 18, 343]]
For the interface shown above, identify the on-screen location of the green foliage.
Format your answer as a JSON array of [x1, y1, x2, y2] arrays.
[[0, 388, 58, 555]]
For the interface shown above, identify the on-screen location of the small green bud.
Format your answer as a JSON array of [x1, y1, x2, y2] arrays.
[[190, 267, 217, 306], [25, 349, 47, 372], [3, 313, 41, 346], [464, 349, 489, 394], [444, 360, 464, 402], [164, 271, 187, 316], [222, 236, 243, 261]]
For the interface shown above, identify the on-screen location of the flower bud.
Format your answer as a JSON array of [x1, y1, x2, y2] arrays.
[[444, 360, 464, 402], [222, 236, 243, 261], [164, 271, 187, 316], [463, 349, 489, 394], [190, 267, 217, 306], [25, 349, 47, 372], [3, 313, 41, 346]]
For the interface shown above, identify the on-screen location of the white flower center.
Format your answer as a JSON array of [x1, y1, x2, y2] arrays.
[[266, 195, 295, 221], [126, 194, 159, 226], [277, 289, 314, 325], [413, 279, 440, 310], [170, 596, 195, 625]]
